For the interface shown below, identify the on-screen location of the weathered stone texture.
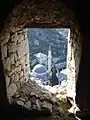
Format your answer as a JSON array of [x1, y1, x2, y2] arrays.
[[3, 57, 11, 73], [17, 40, 28, 59], [5, 76, 10, 88], [1, 45, 7, 60], [7, 83, 17, 97], [0, 29, 30, 100], [0, 0, 81, 103], [0, 32, 10, 46]]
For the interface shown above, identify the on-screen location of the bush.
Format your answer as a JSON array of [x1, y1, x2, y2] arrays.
[[50, 65, 59, 86]]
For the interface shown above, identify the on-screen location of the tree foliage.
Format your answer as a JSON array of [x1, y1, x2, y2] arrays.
[[50, 65, 59, 86]]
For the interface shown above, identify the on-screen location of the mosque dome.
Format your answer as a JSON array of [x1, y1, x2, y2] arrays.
[[32, 64, 47, 76]]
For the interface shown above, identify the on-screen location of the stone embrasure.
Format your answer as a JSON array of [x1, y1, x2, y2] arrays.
[[0, 0, 81, 113]]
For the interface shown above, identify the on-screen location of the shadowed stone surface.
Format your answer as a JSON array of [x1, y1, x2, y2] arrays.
[[0, 0, 81, 103]]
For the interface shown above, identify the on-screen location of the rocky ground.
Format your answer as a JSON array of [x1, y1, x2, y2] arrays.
[[9, 79, 79, 120]]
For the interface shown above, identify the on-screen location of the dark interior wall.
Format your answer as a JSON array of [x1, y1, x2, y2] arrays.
[[0, 0, 90, 116], [74, 1, 90, 112], [0, 47, 8, 115], [0, 0, 82, 106], [76, 34, 90, 111]]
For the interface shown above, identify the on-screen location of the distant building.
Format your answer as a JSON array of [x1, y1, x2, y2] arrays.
[[48, 45, 52, 73], [56, 69, 67, 84], [30, 45, 53, 85], [34, 52, 47, 65], [60, 69, 67, 75], [31, 64, 51, 85], [30, 44, 67, 86]]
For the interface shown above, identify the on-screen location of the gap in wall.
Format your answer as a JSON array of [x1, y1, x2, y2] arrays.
[[27, 28, 70, 89]]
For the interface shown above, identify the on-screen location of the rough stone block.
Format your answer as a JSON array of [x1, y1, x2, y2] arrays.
[[19, 55, 25, 65], [9, 65, 16, 76], [14, 72, 19, 82], [16, 82, 20, 88], [10, 54, 15, 65], [41, 101, 52, 113], [20, 71, 23, 78], [5, 76, 10, 87], [10, 72, 20, 82], [15, 60, 20, 67], [36, 99, 40, 109], [24, 101, 31, 109], [16, 65, 21, 72], [17, 40, 28, 59], [18, 30, 23, 34], [18, 34, 24, 43], [24, 64, 30, 76], [10, 74, 15, 82], [3, 57, 11, 72], [19, 98, 25, 102], [1, 32, 10, 46], [1, 45, 7, 60], [24, 32, 28, 39], [14, 53, 18, 62], [17, 100, 24, 106], [20, 77, 26, 86], [8, 42, 17, 53], [7, 83, 17, 97], [23, 29, 27, 33], [11, 32, 18, 42]]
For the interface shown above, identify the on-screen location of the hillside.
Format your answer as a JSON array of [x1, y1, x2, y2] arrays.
[[27, 28, 68, 70]]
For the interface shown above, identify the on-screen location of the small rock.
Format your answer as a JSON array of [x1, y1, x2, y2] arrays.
[[16, 82, 20, 88], [18, 34, 24, 43], [56, 94, 67, 103], [1, 32, 10, 46], [5, 76, 10, 87], [14, 53, 18, 62], [16, 65, 21, 72], [14, 72, 19, 82], [10, 54, 15, 65], [10, 74, 15, 82], [20, 71, 23, 78], [30, 92, 36, 96], [15, 61, 20, 67], [16, 94, 20, 98], [36, 99, 40, 109], [41, 101, 52, 113], [11, 32, 18, 43], [57, 107, 64, 116], [17, 100, 24, 106], [1, 45, 7, 60], [3, 57, 11, 72], [20, 77, 26, 86], [17, 40, 28, 59], [7, 83, 17, 97], [8, 42, 17, 53], [51, 96, 57, 103], [19, 98, 25, 102], [24, 101, 31, 109]]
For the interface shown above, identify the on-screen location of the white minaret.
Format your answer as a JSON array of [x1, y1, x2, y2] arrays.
[[40, 52, 43, 64], [48, 45, 52, 73]]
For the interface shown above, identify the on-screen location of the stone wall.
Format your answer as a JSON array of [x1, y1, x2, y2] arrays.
[[0, 0, 81, 102], [67, 29, 81, 100], [0, 29, 30, 101]]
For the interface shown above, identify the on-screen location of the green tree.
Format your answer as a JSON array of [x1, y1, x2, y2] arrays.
[[50, 65, 59, 86]]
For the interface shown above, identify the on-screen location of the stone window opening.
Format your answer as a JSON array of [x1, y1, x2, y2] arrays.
[[27, 27, 69, 89], [0, 0, 82, 118]]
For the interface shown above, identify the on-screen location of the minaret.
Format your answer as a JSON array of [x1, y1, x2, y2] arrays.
[[48, 45, 52, 73], [40, 52, 42, 64]]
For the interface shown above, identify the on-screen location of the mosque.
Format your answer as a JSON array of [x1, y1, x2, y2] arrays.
[[30, 45, 67, 85]]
